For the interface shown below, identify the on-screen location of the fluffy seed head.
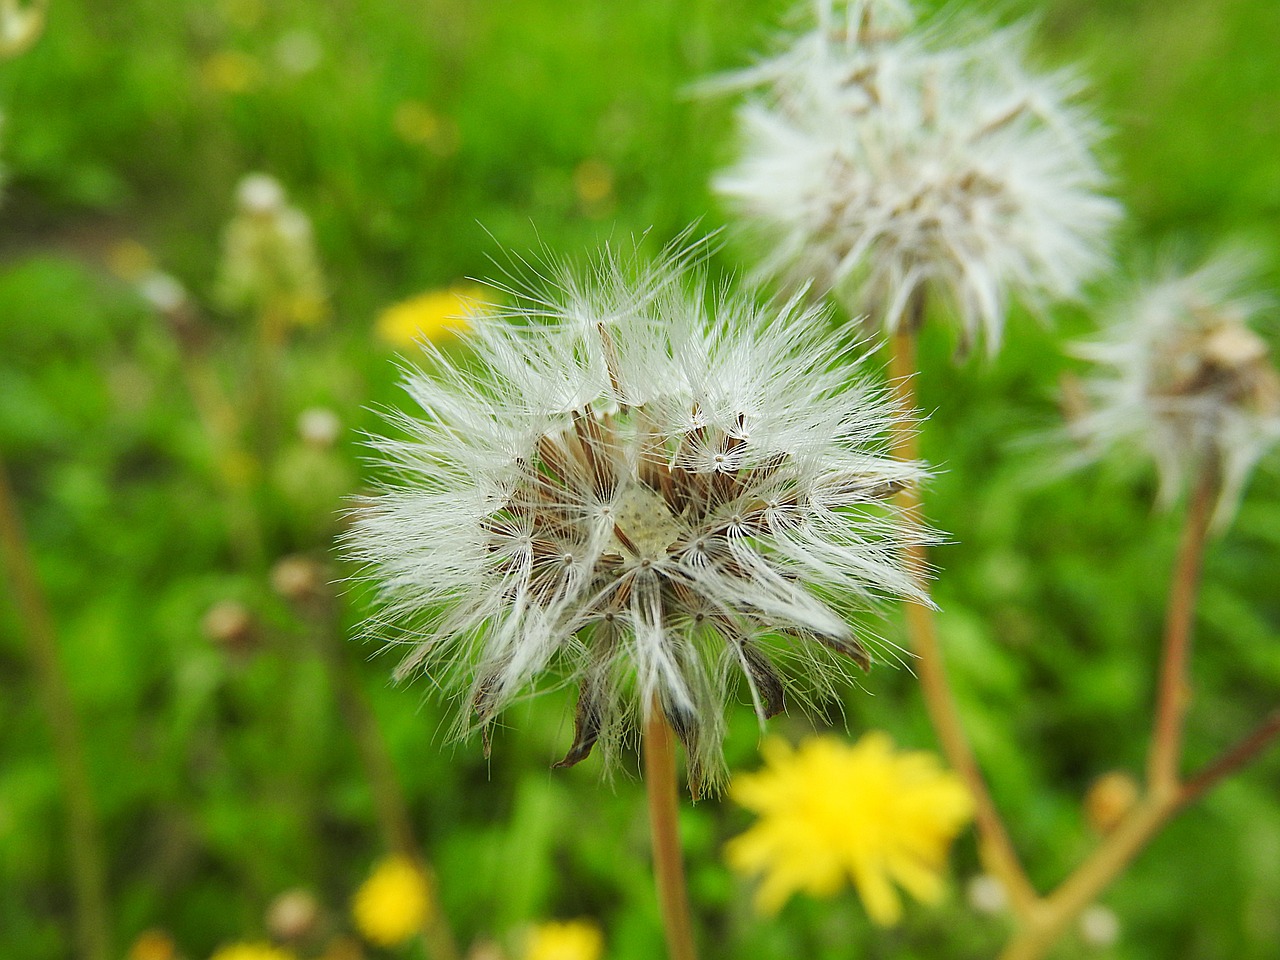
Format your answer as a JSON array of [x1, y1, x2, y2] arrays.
[[711, 0, 1119, 355], [1070, 254, 1280, 528], [347, 239, 933, 791]]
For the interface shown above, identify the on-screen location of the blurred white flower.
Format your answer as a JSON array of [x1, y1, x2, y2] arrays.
[[712, 0, 1119, 355], [218, 172, 328, 327], [1079, 904, 1121, 948], [0, 0, 46, 58], [1071, 254, 1280, 528], [347, 238, 932, 790]]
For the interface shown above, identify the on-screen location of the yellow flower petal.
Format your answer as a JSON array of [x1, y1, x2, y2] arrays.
[[726, 732, 973, 925], [376, 286, 488, 347], [352, 855, 433, 948], [522, 919, 604, 960]]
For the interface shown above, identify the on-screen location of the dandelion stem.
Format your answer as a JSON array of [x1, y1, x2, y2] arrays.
[[0, 459, 111, 960], [644, 707, 699, 960], [1146, 466, 1216, 794], [887, 324, 1040, 918], [999, 709, 1280, 960]]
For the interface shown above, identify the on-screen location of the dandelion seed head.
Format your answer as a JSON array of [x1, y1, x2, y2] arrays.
[[347, 238, 933, 791], [712, 0, 1119, 355], [1071, 253, 1280, 528]]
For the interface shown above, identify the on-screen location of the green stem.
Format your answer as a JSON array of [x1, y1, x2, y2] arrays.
[[0, 459, 111, 960]]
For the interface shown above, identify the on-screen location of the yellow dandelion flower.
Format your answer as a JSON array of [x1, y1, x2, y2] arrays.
[[352, 855, 433, 948], [209, 942, 295, 960], [376, 286, 487, 348], [522, 919, 604, 960], [726, 733, 973, 925]]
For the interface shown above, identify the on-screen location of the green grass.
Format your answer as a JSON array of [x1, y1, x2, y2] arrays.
[[2, 1, 1279, 958]]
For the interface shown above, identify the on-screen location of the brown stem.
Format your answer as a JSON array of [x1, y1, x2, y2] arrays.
[[1146, 468, 1216, 793], [1000, 710, 1280, 960], [1180, 708, 1280, 807], [644, 707, 699, 960], [888, 327, 1040, 917], [0, 460, 111, 960]]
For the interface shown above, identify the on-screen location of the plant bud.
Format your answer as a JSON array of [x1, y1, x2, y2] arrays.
[[201, 599, 256, 655], [267, 888, 320, 942], [1084, 771, 1140, 834]]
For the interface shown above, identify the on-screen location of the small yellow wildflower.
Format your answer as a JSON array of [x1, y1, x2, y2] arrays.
[[727, 733, 973, 925], [376, 286, 487, 347], [209, 942, 295, 960], [352, 855, 433, 948], [522, 919, 604, 960]]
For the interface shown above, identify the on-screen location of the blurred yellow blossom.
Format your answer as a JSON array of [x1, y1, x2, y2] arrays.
[[201, 50, 261, 94], [352, 855, 432, 948], [376, 286, 487, 347], [127, 929, 176, 960], [522, 920, 603, 960], [209, 942, 295, 960], [727, 733, 973, 925]]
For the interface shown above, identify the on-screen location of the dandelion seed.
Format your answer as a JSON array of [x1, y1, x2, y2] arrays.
[[347, 237, 933, 791], [351, 855, 432, 948], [1070, 253, 1280, 528], [376, 286, 487, 347], [522, 919, 604, 960], [726, 732, 972, 924], [711, 0, 1118, 355]]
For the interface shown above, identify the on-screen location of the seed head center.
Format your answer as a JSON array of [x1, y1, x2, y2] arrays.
[[610, 481, 683, 560]]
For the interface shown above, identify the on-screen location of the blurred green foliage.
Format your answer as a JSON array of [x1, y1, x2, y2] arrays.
[[1, 0, 1278, 958]]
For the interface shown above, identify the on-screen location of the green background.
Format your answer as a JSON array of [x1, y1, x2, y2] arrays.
[[1, 0, 1278, 957]]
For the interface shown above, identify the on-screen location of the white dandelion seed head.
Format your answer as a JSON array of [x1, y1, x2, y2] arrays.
[[1070, 253, 1280, 529], [346, 237, 935, 792], [711, 1, 1120, 356]]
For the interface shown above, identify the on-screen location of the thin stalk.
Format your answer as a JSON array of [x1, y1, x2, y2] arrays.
[[644, 707, 699, 960], [0, 459, 111, 960], [1000, 709, 1280, 960], [888, 325, 1040, 917], [1146, 467, 1217, 794], [314, 599, 460, 960]]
